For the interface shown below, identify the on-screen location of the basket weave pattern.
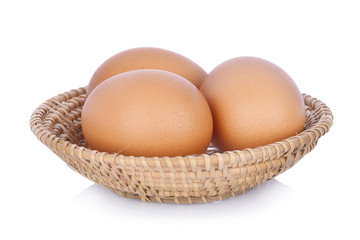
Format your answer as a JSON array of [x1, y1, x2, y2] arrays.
[[30, 87, 333, 204]]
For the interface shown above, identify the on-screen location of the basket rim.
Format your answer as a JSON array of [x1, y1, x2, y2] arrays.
[[30, 86, 333, 169]]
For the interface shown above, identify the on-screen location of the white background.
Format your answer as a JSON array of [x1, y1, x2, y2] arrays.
[[1, 0, 359, 239]]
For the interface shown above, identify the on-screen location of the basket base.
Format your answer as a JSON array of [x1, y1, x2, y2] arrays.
[[111, 186, 249, 204]]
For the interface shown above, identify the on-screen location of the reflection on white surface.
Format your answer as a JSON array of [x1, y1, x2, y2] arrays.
[[72, 179, 294, 218]]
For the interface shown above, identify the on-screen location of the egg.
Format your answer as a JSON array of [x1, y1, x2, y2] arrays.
[[81, 69, 213, 157], [200, 57, 305, 151], [87, 47, 207, 96]]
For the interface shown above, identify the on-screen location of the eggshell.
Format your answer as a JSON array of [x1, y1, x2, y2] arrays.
[[81, 69, 213, 157], [87, 47, 207, 96], [200, 57, 305, 151]]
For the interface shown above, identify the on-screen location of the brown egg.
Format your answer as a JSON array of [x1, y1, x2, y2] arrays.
[[87, 47, 207, 96], [81, 69, 213, 157], [200, 57, 305, 151]]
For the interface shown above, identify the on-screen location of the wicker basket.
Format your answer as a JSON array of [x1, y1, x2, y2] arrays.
[[30, 87, 333, 204]]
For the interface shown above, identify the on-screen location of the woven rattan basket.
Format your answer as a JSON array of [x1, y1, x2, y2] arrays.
[[30, 87, 333, 204]]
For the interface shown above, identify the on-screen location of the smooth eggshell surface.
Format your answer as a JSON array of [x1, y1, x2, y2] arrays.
[[200, 57, 306, 151], [81, 69, 213, 157], [87, 47, 207, 96]]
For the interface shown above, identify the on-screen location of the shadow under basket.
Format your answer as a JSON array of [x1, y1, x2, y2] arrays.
[[30, 87, 333, 204]]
